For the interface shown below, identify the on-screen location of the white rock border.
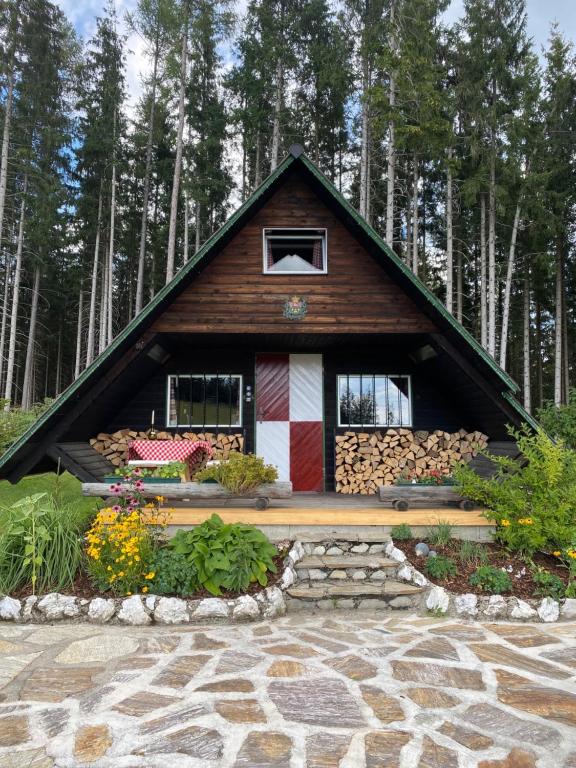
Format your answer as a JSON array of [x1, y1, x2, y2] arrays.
[[0, 542, 304, 626], [385, 538, 575, 622]]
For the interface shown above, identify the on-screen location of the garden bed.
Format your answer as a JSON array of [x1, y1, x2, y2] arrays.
[[394, 538, 570, 601], [10, 551, 288, 602]]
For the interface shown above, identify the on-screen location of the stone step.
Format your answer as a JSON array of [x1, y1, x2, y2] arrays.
[[287, 579, 423, 600], [295, 555, 397, 571]]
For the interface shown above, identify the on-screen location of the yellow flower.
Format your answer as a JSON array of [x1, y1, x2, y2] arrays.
[[500, 519, 510, 527], [144, 571, 155, 580], [155, 495, 165, 503], [553, 551, 562, 557], [142, 586, 149, 593], [518, 518, 533, 526]]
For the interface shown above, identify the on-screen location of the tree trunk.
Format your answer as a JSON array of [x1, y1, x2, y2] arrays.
[[499, 201, 521, 369], [98, 244, 108, 355], [523, 269, 531, 412], [183, 189, 189, 262], [86, 184, 103, 367], [254, 132, 262, 188], [74, 284, 83, 380], [135, 37, 159, 316], [4, 180, 26, 408], [55, 323, 62, 396], [456, 250, 463, 324], [554, 249, 563, 405], [488, 155, 497, 357], [480, 194, 487, 349], [359, 50, 370, 220], [0, 71, 14, 259], [385, 0, 396, 248], [411, 155, 419, 275], [270, 58, 284, 171], [536, 297, 543, 409], [107, 152, 116, 346], [445, 151, 453, 314], [0, 252, 11, 391], [166, 21, 188, 283], [21, 265, 40, 410], [195, 200, 201, 253]]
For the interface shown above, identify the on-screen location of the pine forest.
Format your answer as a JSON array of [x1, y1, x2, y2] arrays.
[[0, 0, 574, 415]]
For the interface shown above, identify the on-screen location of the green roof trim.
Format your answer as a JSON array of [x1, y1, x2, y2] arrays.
[[299, 154, 519, 394], [0, 146, 525, 477], [0, 154, 294, 472]]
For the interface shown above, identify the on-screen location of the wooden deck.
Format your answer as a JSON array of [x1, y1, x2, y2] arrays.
[[163, 493, 491, 528]]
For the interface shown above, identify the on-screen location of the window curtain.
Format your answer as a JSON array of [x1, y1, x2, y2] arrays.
[[266, 238, 274, 269], [312, 239, 323, 270]]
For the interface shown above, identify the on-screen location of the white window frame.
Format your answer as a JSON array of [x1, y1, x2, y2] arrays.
[[262, 227, 328, 275], [166, 374, 243, 428], [337, 374, 413, 428]]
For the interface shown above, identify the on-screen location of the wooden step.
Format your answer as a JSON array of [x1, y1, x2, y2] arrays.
[[295, 555, 397, 570], [287, 580, 423, 600]]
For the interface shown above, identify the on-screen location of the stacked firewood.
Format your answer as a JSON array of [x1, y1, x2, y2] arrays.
[[90, 429, 245, 467], [335, 428, 489, 495]]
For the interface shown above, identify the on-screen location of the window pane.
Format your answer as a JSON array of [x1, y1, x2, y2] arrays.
[[339, 374, 411, 427], [339, 375, 375, 425], [388, 376, 410, 425], [220, 376, 240, 426], [375, 376, 389, 425], [168, 375, 242, 427]]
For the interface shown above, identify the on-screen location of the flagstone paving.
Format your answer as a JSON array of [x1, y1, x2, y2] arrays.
[[0, 613, 575, 767]]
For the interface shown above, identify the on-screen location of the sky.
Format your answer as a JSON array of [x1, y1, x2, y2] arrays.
[[55, 0, 576, 108]]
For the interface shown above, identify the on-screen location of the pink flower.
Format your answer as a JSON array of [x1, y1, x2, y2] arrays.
[[133, 467, 141, 476], [110, 484, 122, 495], [135, 480, 144, 490], [112, 505, 122, 513]]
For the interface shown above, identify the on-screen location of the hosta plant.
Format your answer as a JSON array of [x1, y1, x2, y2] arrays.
[[169, 513, 278, 595]]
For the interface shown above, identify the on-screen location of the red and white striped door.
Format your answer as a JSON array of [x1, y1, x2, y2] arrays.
[[255, 354, 324, 492]]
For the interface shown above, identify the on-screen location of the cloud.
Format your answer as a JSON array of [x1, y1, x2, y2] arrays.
[[55, 0, 150, 111]]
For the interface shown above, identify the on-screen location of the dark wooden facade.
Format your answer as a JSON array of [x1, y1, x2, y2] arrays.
[[0, 148, 533, 486], [152, 176, 436, 336]]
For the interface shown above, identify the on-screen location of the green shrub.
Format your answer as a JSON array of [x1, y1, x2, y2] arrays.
[[469, 565, 511, 594], [148, 548, 200, 596], [0, 492, 91, 594], [426, 520, 454, 547], [0, 399, 54, 456], [424, 555, 457, 581], [537, 389, 576, 449], [531, 567, 565, 600], [196, 453, 278, 493], [458, 540, 489, 567], [454, 427, 576, 556], [169, 513, 278, 595], [390, 523, 413, 541], [115, 462, 186, 479]]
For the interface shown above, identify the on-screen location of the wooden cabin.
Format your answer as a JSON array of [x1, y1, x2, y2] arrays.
[[0, 146, 534, 529]]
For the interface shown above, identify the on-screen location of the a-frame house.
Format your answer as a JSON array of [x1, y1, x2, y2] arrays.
[[0, 146, 535, 494]]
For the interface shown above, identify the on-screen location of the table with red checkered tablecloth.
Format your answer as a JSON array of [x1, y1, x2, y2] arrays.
[[128, 439, 212, 478]]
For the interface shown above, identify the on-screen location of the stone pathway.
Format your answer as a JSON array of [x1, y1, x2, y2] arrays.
[[0, 613, 575, 767]]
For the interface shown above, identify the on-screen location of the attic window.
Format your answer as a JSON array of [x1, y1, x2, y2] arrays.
[[263, 228, 327, 274]]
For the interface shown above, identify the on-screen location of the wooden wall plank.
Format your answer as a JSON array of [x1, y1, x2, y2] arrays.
[[151, 175, 437, 335]]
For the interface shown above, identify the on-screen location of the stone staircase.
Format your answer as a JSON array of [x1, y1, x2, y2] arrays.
[[286, 539, 425, 612]]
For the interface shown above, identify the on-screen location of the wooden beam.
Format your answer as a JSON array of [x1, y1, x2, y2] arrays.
[[161, 508, 491, 527], [82, 481, 293, 499]]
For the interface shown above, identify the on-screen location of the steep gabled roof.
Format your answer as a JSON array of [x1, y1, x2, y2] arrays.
[[0, 146, 535, 480]]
